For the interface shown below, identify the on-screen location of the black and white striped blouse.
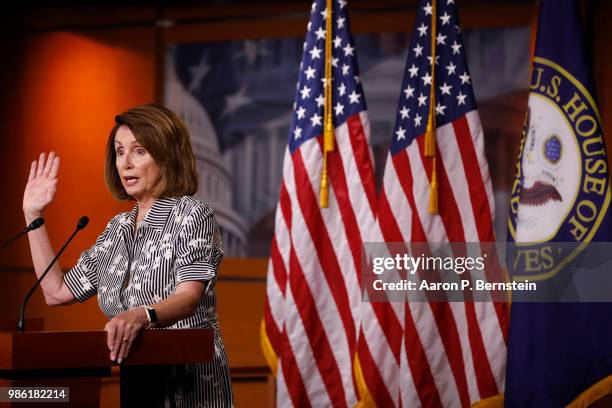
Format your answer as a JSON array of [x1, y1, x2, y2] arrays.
[[64, 196, 233, 407]]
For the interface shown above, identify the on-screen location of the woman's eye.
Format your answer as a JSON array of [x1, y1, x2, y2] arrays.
[[136, 148, 146, 155], [116, 149, 123, 156]]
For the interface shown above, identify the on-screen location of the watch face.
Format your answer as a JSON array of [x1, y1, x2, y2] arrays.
[[147, 307, 158, 324]]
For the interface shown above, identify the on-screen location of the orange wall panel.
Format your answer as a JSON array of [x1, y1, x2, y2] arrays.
[[0, 28, 156, 270]]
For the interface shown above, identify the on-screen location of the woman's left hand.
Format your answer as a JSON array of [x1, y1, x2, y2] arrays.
[[104, 307, 149, 364]]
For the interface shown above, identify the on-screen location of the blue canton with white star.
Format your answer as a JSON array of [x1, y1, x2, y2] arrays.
[[288, 0, 367, 153], [390, 0, 476, 155]]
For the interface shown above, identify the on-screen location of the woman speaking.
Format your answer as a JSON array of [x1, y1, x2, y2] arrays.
[[22, 104, 233, 407]]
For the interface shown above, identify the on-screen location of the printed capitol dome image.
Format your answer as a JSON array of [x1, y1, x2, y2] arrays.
[[515, 95, 581, 242]]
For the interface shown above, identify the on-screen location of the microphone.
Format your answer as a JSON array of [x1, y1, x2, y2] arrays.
[[0, 217, 45, 251], [77, 216, 89, 230], [17, 216, 89, 333]]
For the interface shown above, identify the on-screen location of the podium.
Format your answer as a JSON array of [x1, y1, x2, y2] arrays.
[[0, 329, 214, 407]]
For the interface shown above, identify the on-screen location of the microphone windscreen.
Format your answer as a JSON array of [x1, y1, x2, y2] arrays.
[[77, 216, 89, 230], [28, 217, 45, 231]]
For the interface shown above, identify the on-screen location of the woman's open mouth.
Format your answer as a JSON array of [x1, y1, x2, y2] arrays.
[[519, 180, 562, 206], [124, 176, 139, 187]]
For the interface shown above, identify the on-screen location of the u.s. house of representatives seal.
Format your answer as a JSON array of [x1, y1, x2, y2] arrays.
[[508, 57, 611, 281]]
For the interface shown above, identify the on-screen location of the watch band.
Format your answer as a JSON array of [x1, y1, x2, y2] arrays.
[[144, 306, 158, 328]]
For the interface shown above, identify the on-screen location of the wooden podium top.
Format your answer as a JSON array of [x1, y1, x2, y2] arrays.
[[0, 329, 214, 371]]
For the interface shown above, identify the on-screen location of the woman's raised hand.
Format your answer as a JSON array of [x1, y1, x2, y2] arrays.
[[23, 152, 60, 219]]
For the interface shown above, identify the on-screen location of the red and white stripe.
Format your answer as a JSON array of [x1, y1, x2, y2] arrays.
[[358, 110, 508, 407], [263, 111, 378, 407]]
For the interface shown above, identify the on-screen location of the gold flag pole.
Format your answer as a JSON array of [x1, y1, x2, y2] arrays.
[[320, 0, 334, 208], [425, 0, 439, 214]]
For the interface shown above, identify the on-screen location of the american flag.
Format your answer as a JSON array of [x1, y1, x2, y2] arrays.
[[357, 0, 508, 406], [261, 0, 377, 406]]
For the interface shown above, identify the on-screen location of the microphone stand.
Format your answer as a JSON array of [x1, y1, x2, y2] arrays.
[[0, 218, 44, 251], [17, 217, 88, 333]]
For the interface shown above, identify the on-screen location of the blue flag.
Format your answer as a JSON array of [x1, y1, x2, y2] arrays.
[[506, 0, 612, 406]]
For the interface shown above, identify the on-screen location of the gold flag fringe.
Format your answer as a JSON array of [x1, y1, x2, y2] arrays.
[[320, 0, 334, 208], [425, 0, 439, 214]]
